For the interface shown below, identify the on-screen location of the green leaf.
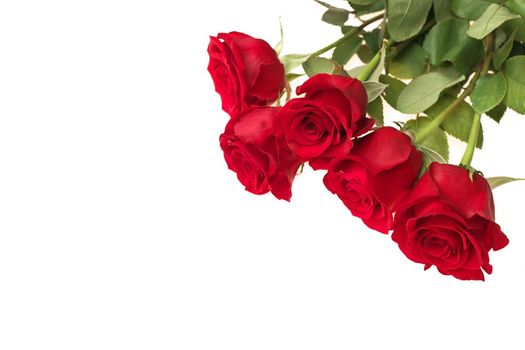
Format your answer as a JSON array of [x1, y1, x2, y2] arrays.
[[422, 147, 448, 165], [406, 116, 450, 162], [451, 0, 491, 20], [507, 0, 525, 18], [348, 0, 377, 5], [486, 103, 506, 122], [367, 96, 384, 126], [286, 72, 304, 83], [452, 43, 484, 74], [363, 81, 387, 102], [445, 83, 463, 97], [347, 65, 366, 78], [397, 67, 465, 113], [341, 25, 358, 34], [389, 44, 427, 79], [302, 56, 335, 77], [433, 0, 453, 22], [421, 149, 448, 171], [423, 18, 484, 74], [471, 73, 507, 113], [467, 4, 520, 40], [350, 1, 385, 16], [502, 18, 525, 43], [493, 28, 517, 69], [332, 35, 362, 66], [494, 29, 508, 49], [487, 176, 525, 189], [281, 54, 310, 74], [425, 95, 483, 148], [357, 45, 374, 63], [314, 0, 350, 26], [386, 0, 433, 42], [322, 9, 350, 26], [379, 75, 407, 109], [503, 55, 525, 113], [368, 45, 386, 81], [363, 29, 382, 54]]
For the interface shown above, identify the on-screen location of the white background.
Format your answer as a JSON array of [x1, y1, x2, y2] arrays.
[[1, 1, 525, 349]]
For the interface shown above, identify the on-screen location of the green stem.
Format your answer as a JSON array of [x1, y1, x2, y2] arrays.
[[414, 33, 495, 145], [357, 49, 381, 81], [310, 13, 384, 57], [458, 33, 494, 167], [459, 112, 482, 166], [356, 39, 394, 82], [481, 33, 495, 76], [414, 70, 480, 144]]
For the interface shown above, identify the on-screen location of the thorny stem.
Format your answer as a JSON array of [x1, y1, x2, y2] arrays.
[[460, 33, 495, 167]]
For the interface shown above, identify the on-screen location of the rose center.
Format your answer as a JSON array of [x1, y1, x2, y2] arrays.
[[422, 233, 458, 259], [300, 115, 327, 141], [342, 179, 375, 215]]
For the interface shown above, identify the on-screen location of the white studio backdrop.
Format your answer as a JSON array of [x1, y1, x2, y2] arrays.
[[0, 0, 524, 349]]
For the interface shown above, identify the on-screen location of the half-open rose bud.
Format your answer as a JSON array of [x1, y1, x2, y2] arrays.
[[220, 107, 301, 201], [208, 32, 285, 116], [324, 127, 423, 233]]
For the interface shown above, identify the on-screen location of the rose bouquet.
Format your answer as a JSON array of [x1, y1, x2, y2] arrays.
[[207, 0, 525, 281]]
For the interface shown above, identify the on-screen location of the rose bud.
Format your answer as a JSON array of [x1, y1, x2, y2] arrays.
[[208, 32, 285, 116], [220, 107, 301, 201], [392, 163, 509, 281], [274, 74, 373, 170], [323, 127, 423, 233]]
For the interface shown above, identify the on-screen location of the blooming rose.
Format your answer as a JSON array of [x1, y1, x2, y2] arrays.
[[323, 127, 423, 233], [274, 74, 372, 170], [220, 107, 301, 201], [392, 163, 509, 281], [208, 32, 285, 116]]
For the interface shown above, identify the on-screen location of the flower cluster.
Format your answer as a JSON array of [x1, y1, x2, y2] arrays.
[[208, 30, 509, 281]]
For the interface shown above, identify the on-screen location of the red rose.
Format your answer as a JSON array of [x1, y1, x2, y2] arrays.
[[220, 107, 301, 201], [323, 127, 423, 233], [208, 32, 285, 116], [392, 163, 509, 281], [274, 74, 372, 170]]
